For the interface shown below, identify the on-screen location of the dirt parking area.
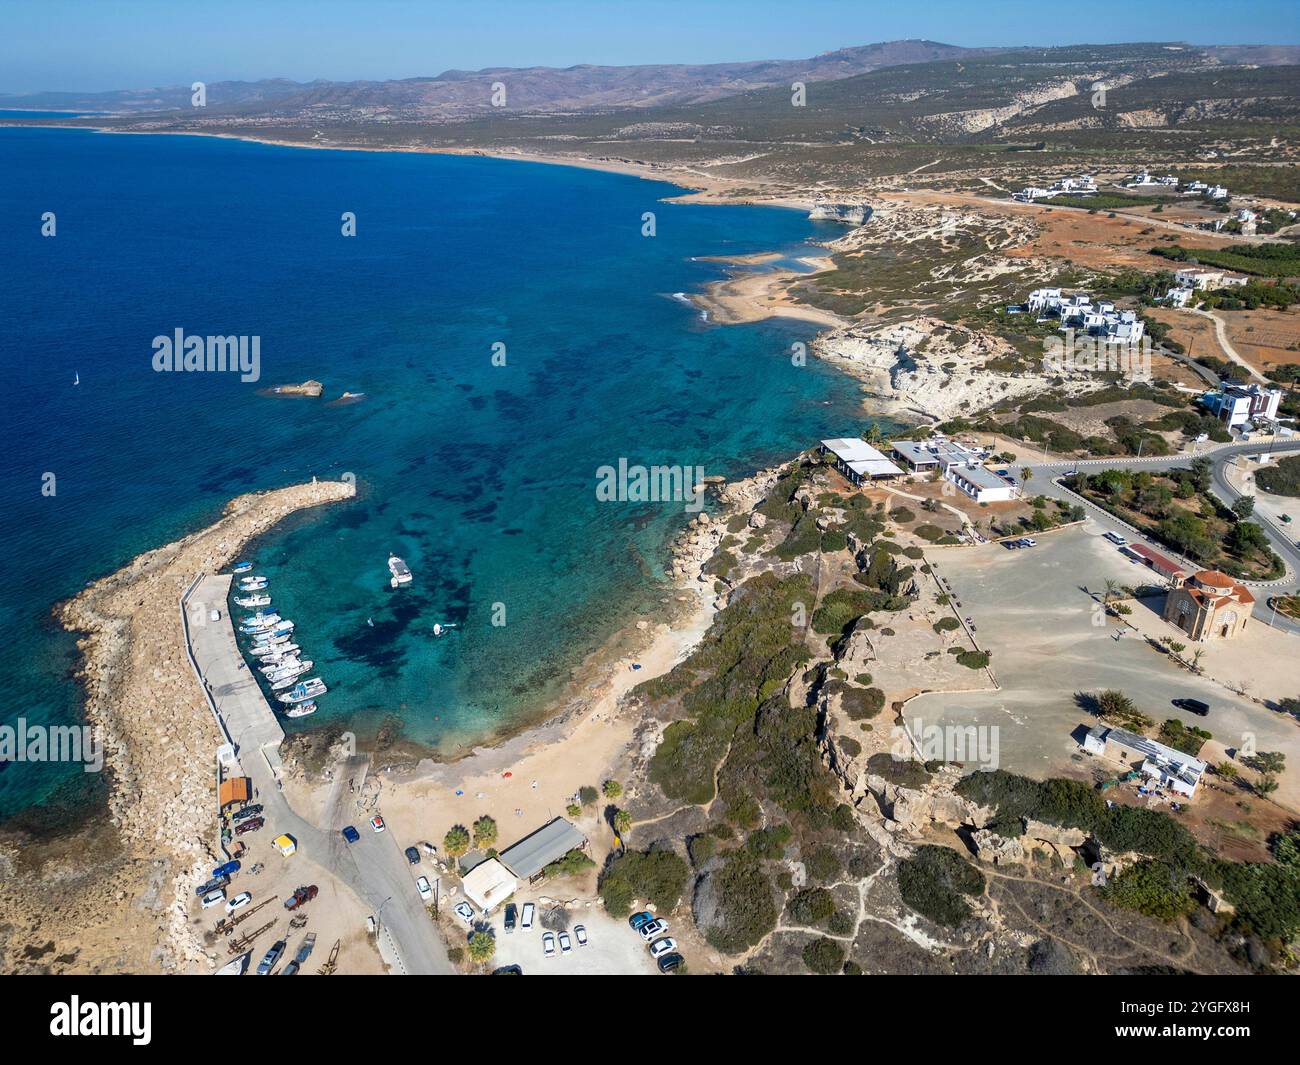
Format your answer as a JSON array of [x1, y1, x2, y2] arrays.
[[473, 898, 661, 975]]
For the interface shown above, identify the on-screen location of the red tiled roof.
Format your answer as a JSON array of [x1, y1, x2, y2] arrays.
[[1126, 543, 1188, 576]]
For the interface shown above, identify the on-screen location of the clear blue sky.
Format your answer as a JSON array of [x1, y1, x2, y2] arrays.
[[3, 0, 1297, 94]]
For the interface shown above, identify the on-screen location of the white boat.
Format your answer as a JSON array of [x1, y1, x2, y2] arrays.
[[257, 621, 295, 640], [260, 655, 305, 676], [284, 701, 317, 719], [271, 667, 314, 690], [215, 951, 251, 975], [258, 644, 301, 663], [250, 631, 290, 648], [388, 554, 412, 588], [232, 561, 254, 574], [240, 610, 281, 625], [278, 679, 327, 704], [238, 576, 268, 589], [234, 593, 271, 608], [432, 622, 458, 637], [239, 615, 282, 633]]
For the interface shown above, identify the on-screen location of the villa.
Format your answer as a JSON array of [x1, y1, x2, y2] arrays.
[[820, 438, 905, 485], [1083, 726, 1206, 799]]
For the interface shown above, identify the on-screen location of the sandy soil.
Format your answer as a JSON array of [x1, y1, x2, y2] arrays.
[[690, 256, 849, 329], [1219, 307, 1300, 375]]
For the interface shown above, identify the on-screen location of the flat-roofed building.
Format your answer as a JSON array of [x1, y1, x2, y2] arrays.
[[945, 464, 1018, 503], [891, 438, 983, 474], [498, 817, 587, 883], [1083, 725, 1206, 798], [819, 438, 904, 485]]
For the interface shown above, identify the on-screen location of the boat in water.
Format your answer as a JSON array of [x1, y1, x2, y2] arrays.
[[278, 678, 327, 704], [238, 578, 268, 592], [232, 562, 254, 574], [284, 701, 317, 719], [260, 655, 306, 676], [432, 622, 458, 638], [271, 667, 314, 690], [388, 554, 412, 588], [239, 614, 282, 633], [258, 643, 301, 663], [234, 593, 271, 608]]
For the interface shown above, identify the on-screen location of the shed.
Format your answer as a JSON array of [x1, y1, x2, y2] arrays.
[[219, 776, 251, 809], [461, 858, 518, 913], [498, 817, 587, 881]]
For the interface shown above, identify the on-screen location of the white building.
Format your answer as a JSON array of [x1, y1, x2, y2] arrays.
[[1083, 726, 1206, 799], [1025, 288, 1145, 343], [820, 438, 905, 485], [891, 438, 985, 474], [944, 464, 1018, 503], [1013, 186, 1053, 202], [1201, 384, 1284, 428], [1174, 268, 1248, 291]]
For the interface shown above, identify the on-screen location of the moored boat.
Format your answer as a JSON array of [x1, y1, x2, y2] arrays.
[[234, 593, 271, 608], [232, 562, 254, 574], [388, 554, 412, 588], [284, 701, 317, 719], [278, 678, 327, 704]]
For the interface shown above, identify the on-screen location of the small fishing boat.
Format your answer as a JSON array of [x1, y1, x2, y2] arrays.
[[278, 678, 327, 704], [258, 644, 301, 663], [432, 622, 458, 638], [284, 701, 317, 719], [232, 561, 254, 574], [250, 631, 291, 648], [260, 655, 305, 676], [238, 576, 268, 590], [388, 554, 412, 588], [239, 613, 282, 633], [271, 668, 314, 690], [234, 593, 271, 608]]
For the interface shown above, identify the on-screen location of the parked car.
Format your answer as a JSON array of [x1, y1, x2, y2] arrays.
[[231, 805, 262, 823], [573, 924, 587, 946], [628, 911, 655, 931], [234, 817, 264, 835], [657, 952, 685, 974], [493, 965, 523, 975], [1104, 531, 1127, 546], [225, 891, 252, 914], [256, 940, 286, 975], [416, 876, 433, 902], [420, 840, 437, 855], [504, 903, 517, 934], [558, 931, 572, 954], [638, 919, 669, 941], [212, 860, 241, 879], [453, 902, 474, 925], [1003, 539, 1022, 550], [273, 834, 297, 856], [649, 937, 677, 958], [520, 902, 535, 930], [195, 876, 228, 897], [370, 815, 386, 833], [201, 888, 226, 909], [341, 825, 360, 843], [404, 846, 420, 865], [1173, 697, 1210, 716], [542, 932, 556, 958], [1020, 537, 1038, 548], [284, 885, 318, 911]]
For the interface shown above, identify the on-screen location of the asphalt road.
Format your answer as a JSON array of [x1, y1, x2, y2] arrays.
[[1018, 437, 1300, 632]]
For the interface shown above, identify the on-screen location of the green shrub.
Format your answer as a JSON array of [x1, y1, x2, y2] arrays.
[[599, 849, 690, 918], [802, 936, 846, 975], [786, 887, 836, 925], [897, 844, 985, 927]]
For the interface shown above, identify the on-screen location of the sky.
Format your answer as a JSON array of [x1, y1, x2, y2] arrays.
[[2, 0, 1298, 94]]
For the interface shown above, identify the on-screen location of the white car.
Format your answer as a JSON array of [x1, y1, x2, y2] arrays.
[[638, 919, 668, 941], [649, 937, 677, 958], [453, 901, 474, 925], [574, 924, 588, 946], [542, 931, 556, 958], [225, 891, 252, 914], [201, 889, 226, 909], [416, 876, 433, 902], [520, 902, 535, 930], [558, 931, 572, 954]]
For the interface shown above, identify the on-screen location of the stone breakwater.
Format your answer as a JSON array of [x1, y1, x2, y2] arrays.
[[53, 478, 354, 968]]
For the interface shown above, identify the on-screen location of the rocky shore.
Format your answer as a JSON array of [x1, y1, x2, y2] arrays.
[[0, 479, 354, 973]]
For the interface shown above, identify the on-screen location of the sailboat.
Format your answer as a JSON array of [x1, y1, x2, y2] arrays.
[[73, 372, 80, 386]]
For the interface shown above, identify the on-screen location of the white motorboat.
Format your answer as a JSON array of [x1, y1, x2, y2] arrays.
[[258, 643, 301, 663], [232, 561, 254, 574], [215, 951, 251, 975], [388, 554, 412, 588], [260, 655, 305, 677], [432, 622, 458, 637], [271, 667, 314, 690], [284, 701, 317, 719], [234, 593, 271, 608], [278, 679, 327, 704], [238, 576, 268, 590]]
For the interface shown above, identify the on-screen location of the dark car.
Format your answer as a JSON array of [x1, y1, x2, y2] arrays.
[[503, 903, 517, 934], [194, 875, 228, 897], [232, 804, 263, 823], [628, 911, 655, 930], [404, 846, 420, 865], [657, 952, 685, 974], [342, 825, 360, 843], [234, 817, 264, 835], [1173, 698, 1210, 716], [212, 860, 241, 880], [493, 965, 523, 975]]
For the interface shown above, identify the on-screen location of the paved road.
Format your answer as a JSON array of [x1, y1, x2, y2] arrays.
[[187, 579, 454, 975], [1015, 438, 1300, 632]]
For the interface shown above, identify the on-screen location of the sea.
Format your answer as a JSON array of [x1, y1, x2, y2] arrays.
[[0, 125, 886, 822]]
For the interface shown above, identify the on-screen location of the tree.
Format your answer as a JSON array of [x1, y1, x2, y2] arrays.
[[1021, 467, 1034, 485], [578, 785, 600, 806], [443, 824, 470, 858], [1231, 495, 1256, 521], [614, 809, 633, 835], [467, 931, 496, 964], [1244, 750, 1286, 776], [1095, 689, 1151, 730], [1256, 775, 1279, 798], [1215, 761, 1239, 780], [472, 815, 498, 849], [1191, 649, 1206, 673], [1102, 579, 1121, 605], [603, 779, 623, 799]]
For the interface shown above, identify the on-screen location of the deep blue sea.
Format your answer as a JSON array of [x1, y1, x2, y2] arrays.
[[0, 127, 879, 820]]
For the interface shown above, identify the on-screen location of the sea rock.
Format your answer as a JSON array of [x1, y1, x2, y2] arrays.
[[267, 380, 323, 397], [748, 511, 767, 530]]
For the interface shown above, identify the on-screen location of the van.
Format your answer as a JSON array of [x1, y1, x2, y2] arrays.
[[366, 915, 377, 934], [520, 902, 535, 930], [1174, 697, 1210, 717], [1104, 531, 1127, 546]]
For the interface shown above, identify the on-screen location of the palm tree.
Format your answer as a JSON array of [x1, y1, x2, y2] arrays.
[[1191, 648, 1206, 673], [1021, 466, 1034, 485], [1102, 578, 1121, 605]]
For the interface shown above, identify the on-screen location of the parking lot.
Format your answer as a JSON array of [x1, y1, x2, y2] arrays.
[[480, 903, 661, 975], [908, 523, 1300, 798]]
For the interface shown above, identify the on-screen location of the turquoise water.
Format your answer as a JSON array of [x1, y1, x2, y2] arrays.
[[0, 127, 879, 821]]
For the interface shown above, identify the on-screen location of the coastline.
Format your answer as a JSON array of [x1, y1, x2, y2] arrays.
[[0, 479, 354, 972]]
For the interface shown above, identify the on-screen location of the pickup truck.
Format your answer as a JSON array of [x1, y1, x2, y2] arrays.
[[284, 885, 319, 911], [256, 940, 286, 975]]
